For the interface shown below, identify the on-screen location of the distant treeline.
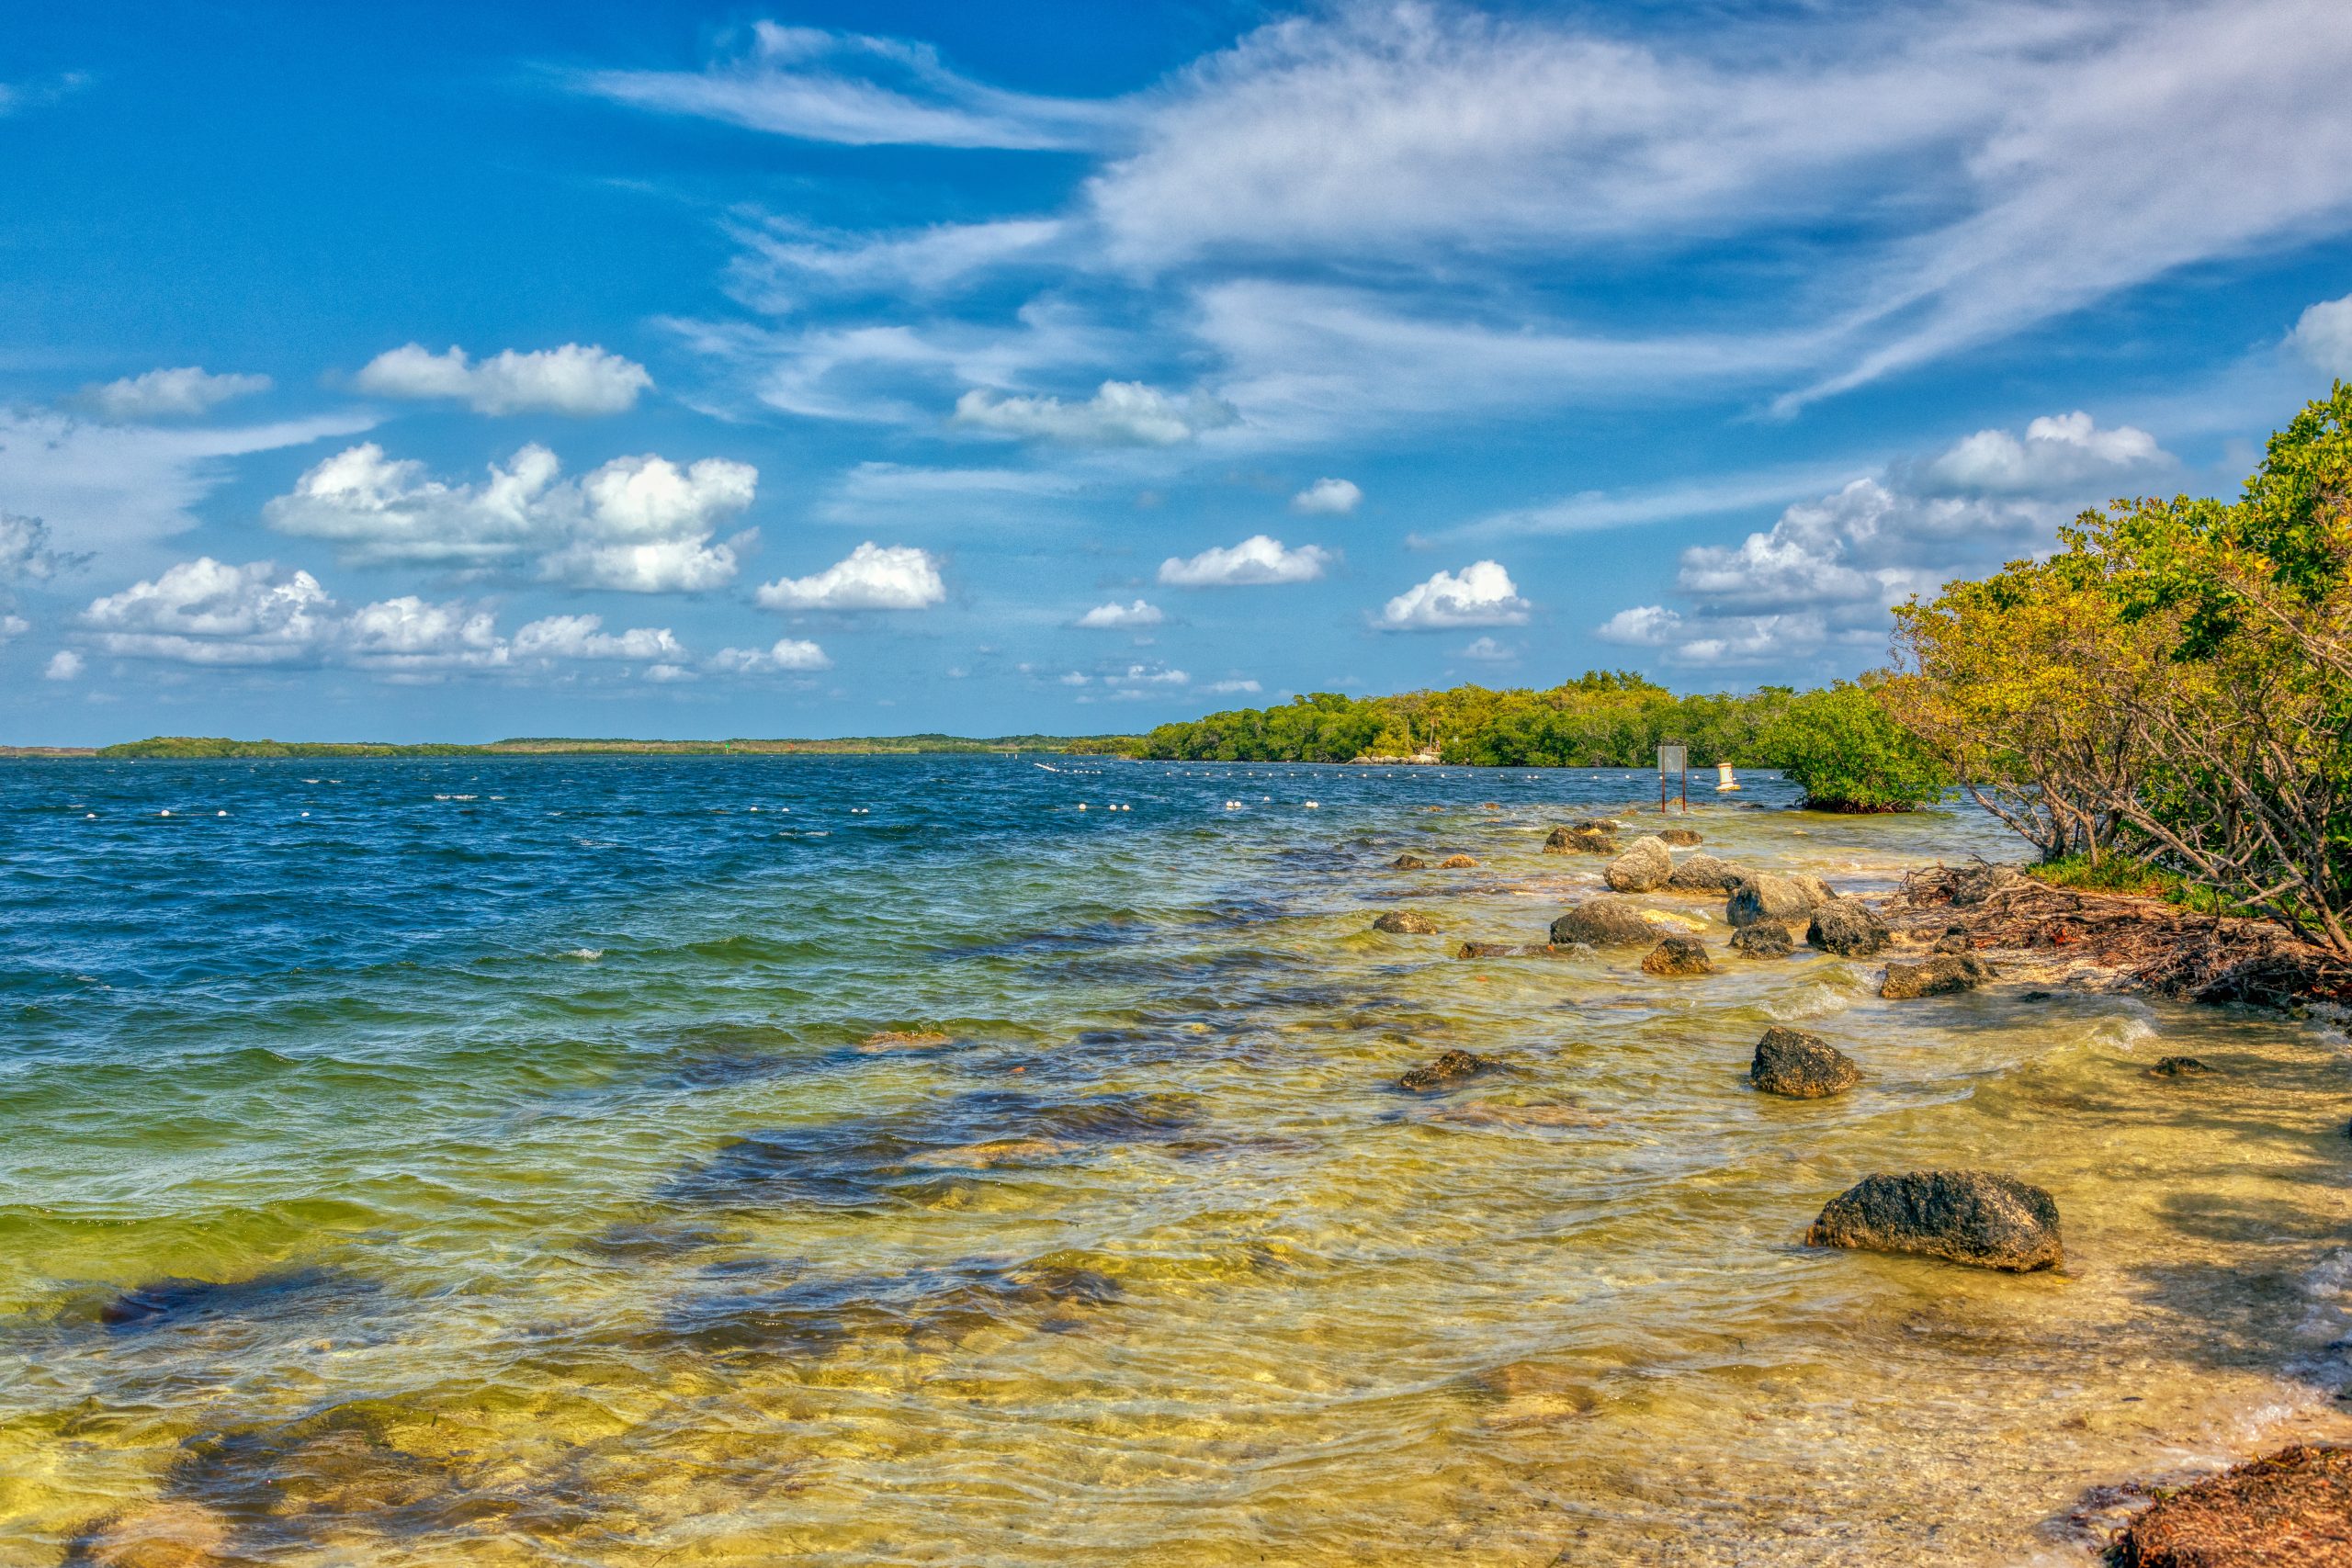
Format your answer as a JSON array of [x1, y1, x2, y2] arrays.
[[87, 734, 1139, 760], [1135, 672, 1803, 767]]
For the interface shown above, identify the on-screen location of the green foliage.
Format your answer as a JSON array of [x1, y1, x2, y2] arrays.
[[1138, 674, 1796, 767], [2027, 854, 2236, 916], [1758, 682, 1951, 812]]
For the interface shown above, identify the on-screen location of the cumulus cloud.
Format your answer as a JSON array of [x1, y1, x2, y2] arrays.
[[1921, 411, 2169, 494], [1377, 560, 1530, 629], [755, 541, 945, 610], [265, 443, 752, 592], [2290, 293, 2352, 377], [572, 22, 1119, 151], [0, 615, 26, 641], [355, 344, 652, 416], [1595, 410, 2175, 668], [72, 557, 684, 675], [44, 649, 82, 681], [1074, 598, 1164, 628], [75, 367, 272, 422], [1290, 476, 1363, 514], [1158, 534, 1331, 587], [707, 637, 833, 673], [1456, 635, 1518, 660], [953, 380, 1237, 446], [1204, 677, 1262, 694]]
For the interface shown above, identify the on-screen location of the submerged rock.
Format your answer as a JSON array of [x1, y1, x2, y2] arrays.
[[68, 1500, 231, 1568], [1397, 1049, 1495, 1092], [1808, 898, 1891, 957], [1667, 852, 1749, 893], [1549, 897, 1659, 948], [1605, 835, 1675, 892], [1750, 1027, 1861, 1098], [1438, 854, 1480, 869], [1544, 825, 1616, 854], [1659, 827, 1703, 847], [2109, 1443, 2352, 1566], [859, 1030, 953, 1053], [1372, 911, 1440, 935], [1455, 941, 1571, 959], [1725, 874, 1822, 928], [1640, 935, 1713, 976], [2145, 1055, 2214, 1078], [1391, 854, 1430, 871], [1881, 953, 1997, 998], [1730, 921, 1794, 958], [1805, 1169, 2063, 1271]]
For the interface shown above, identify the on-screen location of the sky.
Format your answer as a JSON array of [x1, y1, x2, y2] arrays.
[[6, 0, 2352, 744]]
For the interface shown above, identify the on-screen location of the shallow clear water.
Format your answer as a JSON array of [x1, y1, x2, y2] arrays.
[[4, 757, 2350, 1566]]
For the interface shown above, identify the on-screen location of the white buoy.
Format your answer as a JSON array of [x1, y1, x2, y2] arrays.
[[1304, 801, 1320, 808], [158, 809, 171, 818], [217, 810, 227, 818], [1716, 761, 1741, 792]]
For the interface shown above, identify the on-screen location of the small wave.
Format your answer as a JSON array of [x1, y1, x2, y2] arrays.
[[2086, 1013, 2159, 1050], [560, 948, 605, 962], [1765, 978, 1861, 1021]]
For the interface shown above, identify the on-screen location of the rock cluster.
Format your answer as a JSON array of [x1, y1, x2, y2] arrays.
[[1667, 853, 1749, 893], [1397, 1049, 1495, 1091], [1549, 897, 1659, 948], [1640, 935, 1713, 976], [1604, 835, 1675, 892], [1808, 898, 1890, 956], [1880, 952, 1996, 998], [2108, 1444, 2352, 1566], [1804, 1169, 2064, 1271], [1750, 1027, 1862, 1098], [1372, 911, 1440, 935]]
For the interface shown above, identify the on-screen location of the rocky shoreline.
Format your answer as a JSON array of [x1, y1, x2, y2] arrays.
[[1437, 818, 2352, 1561]]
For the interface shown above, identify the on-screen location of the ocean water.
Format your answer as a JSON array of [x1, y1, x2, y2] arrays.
[[4, 756, 2350, 1566]]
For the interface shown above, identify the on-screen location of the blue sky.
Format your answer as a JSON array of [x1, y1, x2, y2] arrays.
[[6, 0, 2352, 743]]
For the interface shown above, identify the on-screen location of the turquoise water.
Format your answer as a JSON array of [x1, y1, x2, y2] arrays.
[[5, 757, 2351, 1566]]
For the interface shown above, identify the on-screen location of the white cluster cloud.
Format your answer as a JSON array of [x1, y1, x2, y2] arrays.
[[1596, 411, 2175, 667], [1290, 477, 1362, 514], [1456, 636, 1516, 661], [2290, 293, 2352, 377], [1378, 560, 1530, 629], [76, 367, 272, 422], [707, 637, 832, 673], [44, 649, 83, 681], [1204, 677, 1261, 694], [1921, 411, 2168, 494], [755, 541, 945, 610], [952, 380, 1237, 446], [1159, 534, 1330, 587], [72, 557, 686, 677], [1, 513, 83, 584], [0, 615, 27, 641], [355, 344, 652, 416], [265, 443, 753, 592], [1074, 598, 1163, 628]]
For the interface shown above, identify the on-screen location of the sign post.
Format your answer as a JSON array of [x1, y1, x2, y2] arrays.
[[1657, 741, 1688, 814]]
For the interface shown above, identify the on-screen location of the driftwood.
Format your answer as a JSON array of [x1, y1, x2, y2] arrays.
[[1880, 863, 2352, 1010]]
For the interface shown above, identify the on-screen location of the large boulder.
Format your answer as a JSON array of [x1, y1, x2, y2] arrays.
[[1605, 835, 1674, 893], [1804, 1169, 2063, 1271], [1729, 921, 1793, 958], [1397, 1049, 1494, 1092], [1725, 874, 1821, 928], [1659, 827, 1704, 847], [1750, 1027, 1861, 1098], [1549, 897, 1659, 948], [2109, 1444, 2352, 1567], [1667, 852, 1750, 893], [1543, 826, 1615, 855], [1792, 874, 1837, 905], [1372, 911, 1440, 935], [1880, 953, 1996, 998], [1640, 935, 1713, 976], [1807, 898, 1891, 957]]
